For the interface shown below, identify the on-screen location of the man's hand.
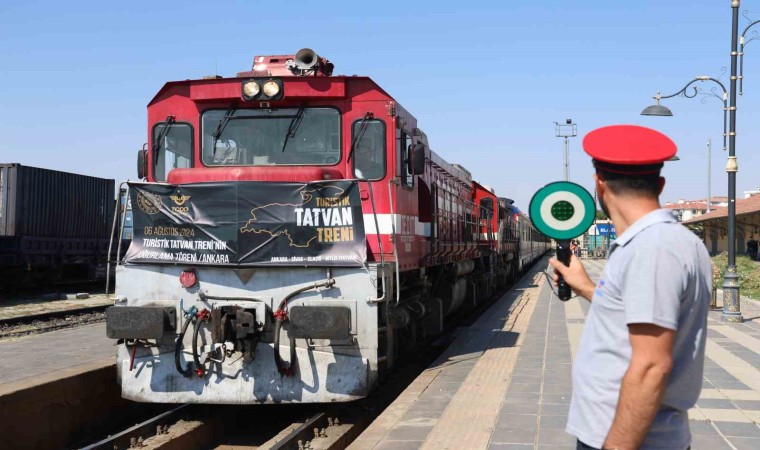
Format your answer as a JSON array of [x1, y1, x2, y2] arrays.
[[548, 254, 596, 301], [603, 323, 675, 450]]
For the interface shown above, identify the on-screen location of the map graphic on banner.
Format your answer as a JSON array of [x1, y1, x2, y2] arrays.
[[124, 180, 366, 267]]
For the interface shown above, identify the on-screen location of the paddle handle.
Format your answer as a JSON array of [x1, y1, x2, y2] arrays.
[[556, 240, 572, 301]]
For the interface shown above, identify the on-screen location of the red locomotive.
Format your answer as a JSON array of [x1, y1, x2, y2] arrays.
[[106, 49, 549, 403]]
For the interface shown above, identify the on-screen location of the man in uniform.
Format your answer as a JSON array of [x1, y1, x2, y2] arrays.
[[549, 125, 711, 450]]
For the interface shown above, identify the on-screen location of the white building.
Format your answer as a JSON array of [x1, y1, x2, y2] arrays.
[[664, 197, 729, 222]]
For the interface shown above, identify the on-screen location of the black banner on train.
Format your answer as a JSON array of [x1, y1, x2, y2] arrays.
[[123, 180, 366, 267]]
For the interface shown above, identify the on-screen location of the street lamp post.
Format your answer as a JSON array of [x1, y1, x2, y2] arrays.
[[640, 0, 743, 323], [555, 119, 578, 181], [725, 0, 742, 324]]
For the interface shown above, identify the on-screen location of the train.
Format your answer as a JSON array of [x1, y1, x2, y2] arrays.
[[0, 164, 117, 290], [106, 49, 549, 404]]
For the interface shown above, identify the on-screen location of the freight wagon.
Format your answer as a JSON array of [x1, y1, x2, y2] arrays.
[[0, 164, 116, 288]]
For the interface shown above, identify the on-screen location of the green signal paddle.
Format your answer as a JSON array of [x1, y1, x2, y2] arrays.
[[529, 181, 596, 301]]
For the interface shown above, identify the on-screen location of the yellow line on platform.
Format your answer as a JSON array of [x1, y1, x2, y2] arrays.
[[564, 297, 586, 361], [419, 271, 545, 450]]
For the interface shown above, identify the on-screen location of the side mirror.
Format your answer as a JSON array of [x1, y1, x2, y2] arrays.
[[405, 145, 414, 175], [137, 149, 148, 179], [411, 143, 426, 175]]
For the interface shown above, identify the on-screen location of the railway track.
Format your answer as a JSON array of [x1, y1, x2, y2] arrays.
[[0, 280, 111, 339], [74, 269, 537, 449], [77, 344, 436, 450], [72, 287, 463, 449], [0, 304, 109, 339]]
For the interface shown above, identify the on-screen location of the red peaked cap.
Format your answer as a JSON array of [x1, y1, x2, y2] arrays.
[[583, 125, 677, 175]]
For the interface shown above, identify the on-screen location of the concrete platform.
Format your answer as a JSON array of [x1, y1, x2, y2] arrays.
[[0, 323, 113, 386], [350, 259, 760, 450], [0, 324, 119, 450]]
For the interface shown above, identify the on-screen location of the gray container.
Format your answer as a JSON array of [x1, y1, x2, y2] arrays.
[[0, 164, 115, 238]]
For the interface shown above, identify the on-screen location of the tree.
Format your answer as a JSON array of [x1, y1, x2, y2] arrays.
[[595, 209, 608, 220]]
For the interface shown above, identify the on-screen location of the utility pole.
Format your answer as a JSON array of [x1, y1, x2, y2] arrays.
[[554, 119, 578, 181], [707, 138, 712, 213], [564, 136, 569, 181]]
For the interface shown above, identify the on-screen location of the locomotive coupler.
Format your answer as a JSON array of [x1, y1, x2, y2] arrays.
[[211, 306, 263, 364]]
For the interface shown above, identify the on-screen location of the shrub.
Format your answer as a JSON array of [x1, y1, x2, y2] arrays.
[[711, 252, 760, 300]]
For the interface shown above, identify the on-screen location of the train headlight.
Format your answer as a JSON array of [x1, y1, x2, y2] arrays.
[[262, 80, 280, 98], [242, 81, 260, 100], [241, 78, 283, 101]]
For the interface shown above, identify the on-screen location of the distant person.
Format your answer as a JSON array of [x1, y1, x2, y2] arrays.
[[747, 239, 758, 261], [570, 239, 581, 258], [549, 125, 711, 450]]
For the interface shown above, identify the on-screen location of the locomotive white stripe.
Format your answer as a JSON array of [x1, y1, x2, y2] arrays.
[[362, 214, 431, 236], [417, 221, 431, 237], [539, 191, 585, 231], [362, 215, 505, 239]]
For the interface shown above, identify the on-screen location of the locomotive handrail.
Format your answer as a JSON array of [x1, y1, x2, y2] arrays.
[[106, 181, 130, 298], [388, 178, 401, 305], [115, 183, 131, 267], [365, 179, 388, 303]]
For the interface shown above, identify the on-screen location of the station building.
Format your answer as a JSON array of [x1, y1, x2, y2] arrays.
[[683, 195, 760, 256]]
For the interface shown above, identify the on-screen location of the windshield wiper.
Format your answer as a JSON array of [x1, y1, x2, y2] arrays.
[[211, 107, 236, 151], [152, 115, 175, 165], [281, 106, 306, 152], [347, 112, 374, 162]]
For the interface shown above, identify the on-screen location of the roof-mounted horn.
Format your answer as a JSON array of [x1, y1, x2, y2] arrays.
[[285, 48, 334, 76], [238, 48, 334, 78]]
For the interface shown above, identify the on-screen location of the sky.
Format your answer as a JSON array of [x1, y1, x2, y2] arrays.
[[2, 0, 760, 210]]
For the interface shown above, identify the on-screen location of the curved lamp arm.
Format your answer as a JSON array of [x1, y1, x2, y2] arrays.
[[651, 77, 728, 151], [739, 9, 760, 95]]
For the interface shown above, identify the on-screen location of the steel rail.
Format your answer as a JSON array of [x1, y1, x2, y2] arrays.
[[270, 412, 329, 449], [80, 404, 190, 450]]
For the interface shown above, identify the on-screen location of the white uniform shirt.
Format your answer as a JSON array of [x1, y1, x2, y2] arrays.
[[567, 209, 711, 449]]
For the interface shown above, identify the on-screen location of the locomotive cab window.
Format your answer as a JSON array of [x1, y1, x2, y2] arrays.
[[201, 108, 340, 166], [352, 119, 386, 180], [152, 122, 193, 182], [398, 131, 413, 188]]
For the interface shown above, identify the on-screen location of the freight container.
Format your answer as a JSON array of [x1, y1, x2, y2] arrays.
[[0, 164, 114, 238], [0, 164, 116, 288]]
